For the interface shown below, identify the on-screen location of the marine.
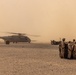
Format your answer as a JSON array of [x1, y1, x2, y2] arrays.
[[59, 38, 76, 59], [59, 38, 68, 58]]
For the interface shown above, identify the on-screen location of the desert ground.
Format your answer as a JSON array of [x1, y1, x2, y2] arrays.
[[0, 43, 76, 75]]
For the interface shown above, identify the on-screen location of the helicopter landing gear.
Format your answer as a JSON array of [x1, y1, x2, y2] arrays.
[[13, 42, 17, 43], [5, 41, 10, 45], [28, 41, 31, 43], [28, 42, 30, 43]]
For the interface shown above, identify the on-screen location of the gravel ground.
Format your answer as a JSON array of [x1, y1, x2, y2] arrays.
[[0, 43, 76, 75]]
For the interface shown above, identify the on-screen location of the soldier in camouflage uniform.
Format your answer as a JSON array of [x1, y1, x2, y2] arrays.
[[59, 38, 76, 59], [59, 38, 68, 58], [72, 39, 76, 58], [67, 39, 76, 59]]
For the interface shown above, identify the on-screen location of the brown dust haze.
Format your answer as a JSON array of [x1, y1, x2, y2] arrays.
[[0, 0, 76, 43]]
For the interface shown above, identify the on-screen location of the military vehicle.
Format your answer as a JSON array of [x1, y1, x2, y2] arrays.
[[0, 32, 39, 45], [59, 41, 76, 59], [51, 40, 60, 45]]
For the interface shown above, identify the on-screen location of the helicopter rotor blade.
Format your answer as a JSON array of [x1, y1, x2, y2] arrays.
[[1, 32, 40, 37], [26, 34, 40, 37], [6, 32, 26, 35], [6, 32, 40, 37], [31, 40, 37, 42]]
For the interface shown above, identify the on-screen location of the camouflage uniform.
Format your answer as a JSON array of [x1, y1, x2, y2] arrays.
[[68, 39, 76, 59], [72, 39, 76, 58], [59, 38, 68, 58], [68, 42, 73, 59]]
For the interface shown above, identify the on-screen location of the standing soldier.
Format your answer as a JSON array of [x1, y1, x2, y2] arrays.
[[59, 38, 68, 58], [61, 38, 66, 48], [72, 39, 76, 58], [59, 38, 66, 51], [68, 39, 75, 59]]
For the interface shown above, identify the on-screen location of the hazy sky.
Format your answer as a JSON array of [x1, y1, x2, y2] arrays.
[[0, 0, 76, 42]]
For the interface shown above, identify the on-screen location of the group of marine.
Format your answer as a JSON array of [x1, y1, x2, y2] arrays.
[[59, 38, 76, 59]]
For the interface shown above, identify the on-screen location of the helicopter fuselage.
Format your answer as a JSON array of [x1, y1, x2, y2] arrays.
[[0, 35, 31, 44]]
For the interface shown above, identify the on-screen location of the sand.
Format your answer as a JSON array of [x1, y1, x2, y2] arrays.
[[0, 43, 76, 75]]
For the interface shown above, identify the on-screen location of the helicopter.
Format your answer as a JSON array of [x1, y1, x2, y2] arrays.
[[0, 32, 39, 45]]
